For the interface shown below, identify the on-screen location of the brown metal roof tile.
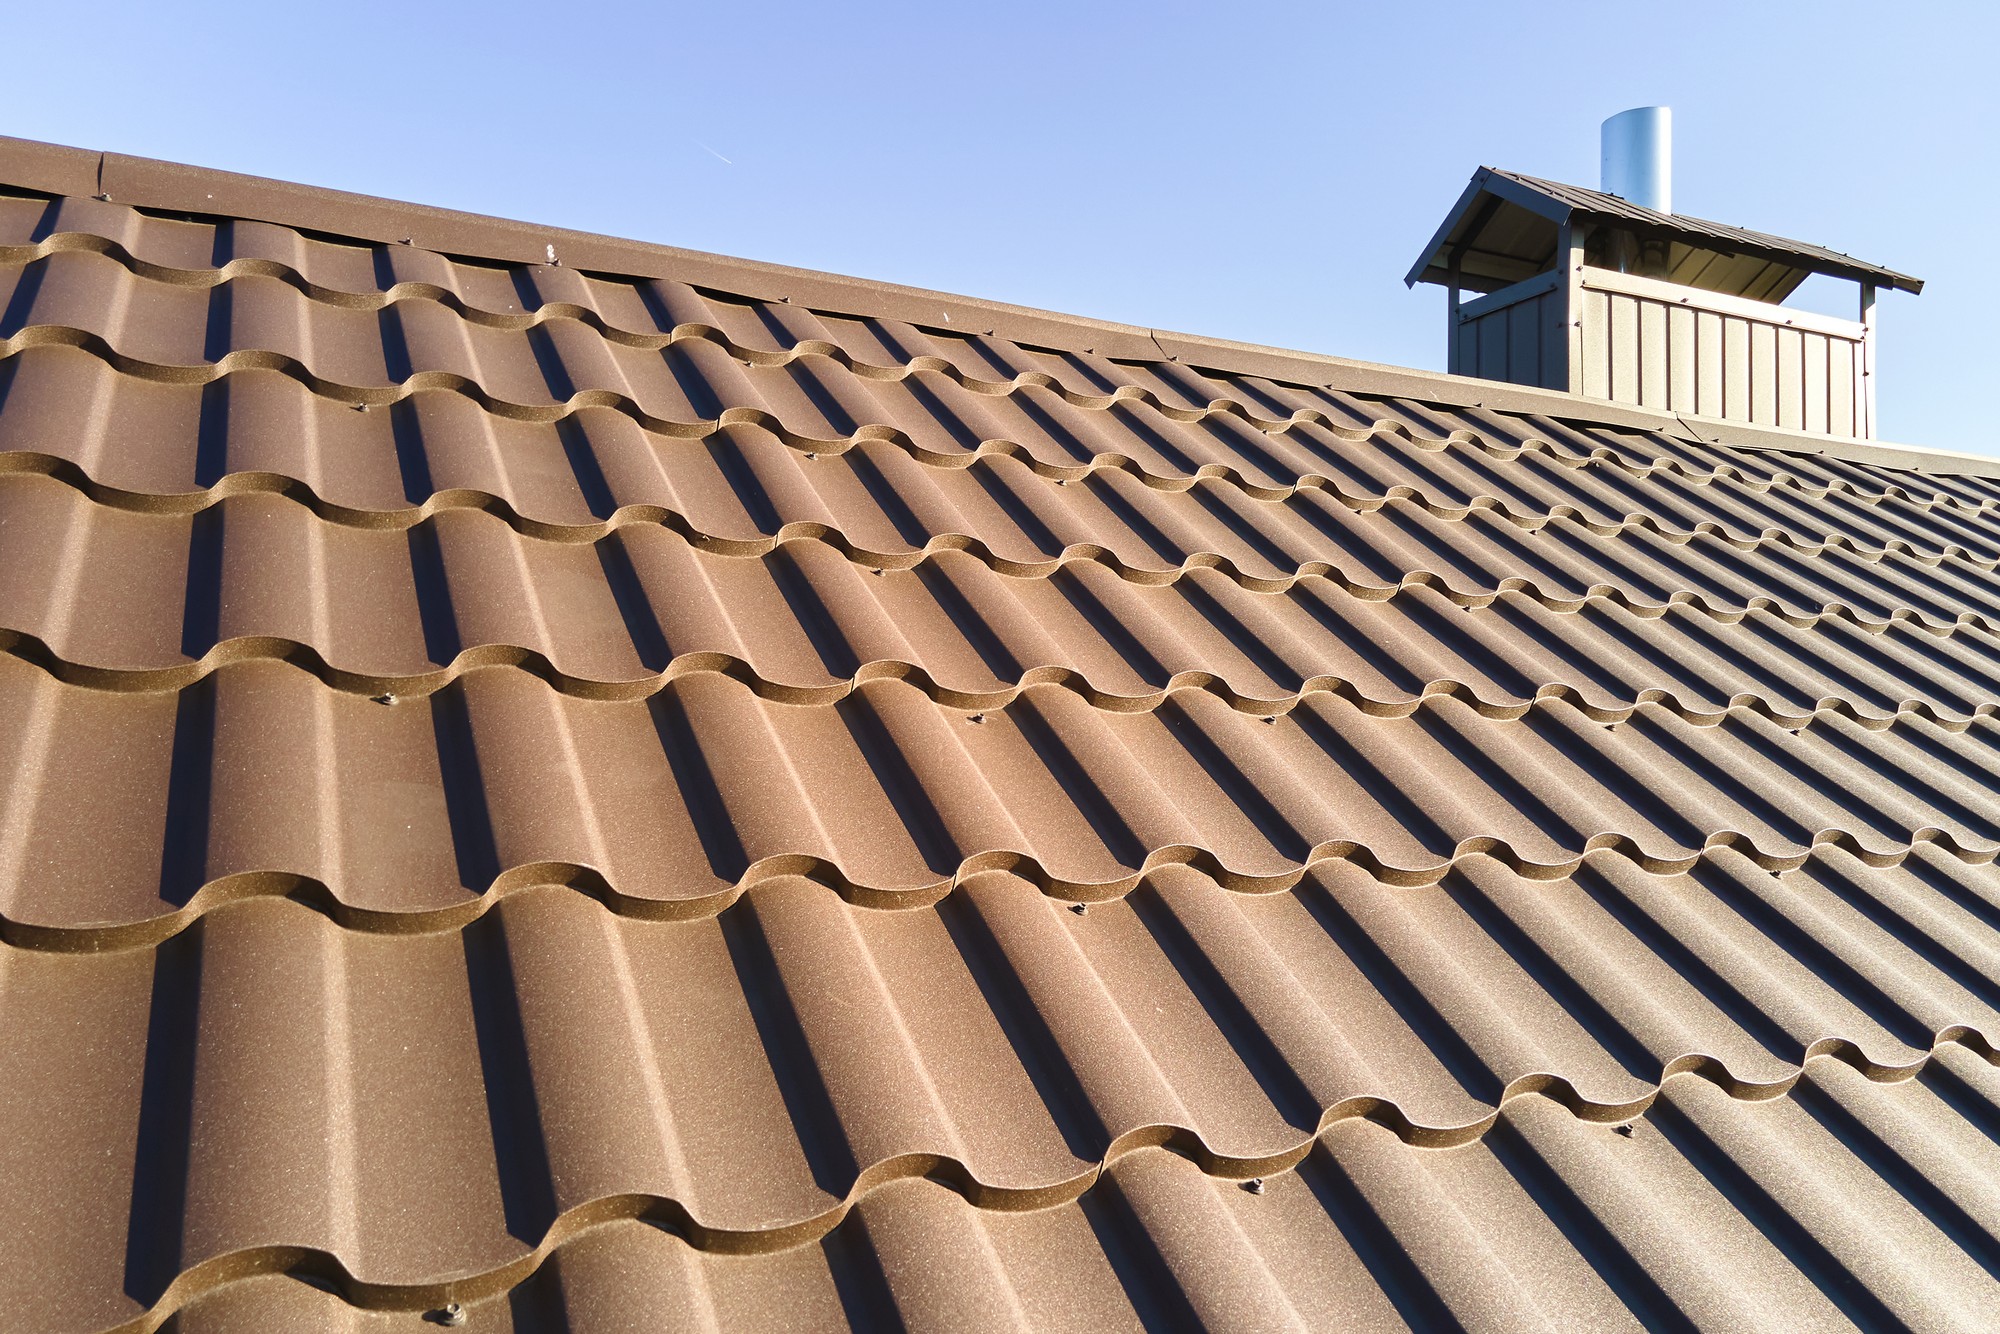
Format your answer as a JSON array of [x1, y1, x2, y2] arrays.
[[1, 492, 1990, 723], [7, 139, 2000, 1327], [14, 640, 2000, 936]]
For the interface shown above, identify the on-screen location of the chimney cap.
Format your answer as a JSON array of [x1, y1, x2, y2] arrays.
[[1405, 166, 1922, 298]]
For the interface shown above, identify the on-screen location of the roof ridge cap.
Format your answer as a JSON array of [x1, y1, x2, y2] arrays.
[[0, 135, 1983, 476]]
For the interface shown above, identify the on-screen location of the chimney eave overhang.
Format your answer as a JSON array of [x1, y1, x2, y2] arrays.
[[1403, 168, 1572, 288], [1408, 168, 1923, 297]]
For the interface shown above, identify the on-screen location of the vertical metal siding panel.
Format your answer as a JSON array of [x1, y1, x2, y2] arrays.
[[1574, 274, 1869, 434], [1477, 310, 1508, 381], [1541, 292, 1567, 389], [1775, 326, 1804, 430], [1750, 321, 1778, 426], [1582, 288, 1611, 399], [1802, 332, 1829, 435], [1696, 310, 1724, 417], [1609, 292, 1640, 404], [1509, 296, 1540, 386], [1668, 304, 1697, 413], [1453, 314, 1476, 377], [1853, 334, 1870, 438], [1724, 318, 1751, 420], [1638, 298, 1669, 408], [1829, 340, 1856, 437], [1856, 336, 1871, 438], [1862, 287, 1878, 438]]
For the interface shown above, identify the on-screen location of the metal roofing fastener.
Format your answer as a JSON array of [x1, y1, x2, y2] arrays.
[[1069, 902, 1087, 915], [1242, 1177, 1266, 1195], [967, 713, 986, 724], [371, 693, 397, 706], [434, 1302, 468, 1327], [1615, 1124, 1635, 1138]]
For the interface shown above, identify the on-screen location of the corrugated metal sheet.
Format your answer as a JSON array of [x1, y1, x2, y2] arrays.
[[3, 142, 2000, 1331], [1575, 268, 1870, 436], [1409, 168, 1923, 298], [1450, 274, 1565, 391], [1485, 170, 1925, 295]]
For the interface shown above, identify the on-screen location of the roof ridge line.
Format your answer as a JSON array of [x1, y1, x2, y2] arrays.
[[0, 134, 1986, 476]]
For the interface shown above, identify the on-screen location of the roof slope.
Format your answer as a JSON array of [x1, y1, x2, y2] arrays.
[[5, 137, 2000, 1331], [1407, 166, 1924, 299]]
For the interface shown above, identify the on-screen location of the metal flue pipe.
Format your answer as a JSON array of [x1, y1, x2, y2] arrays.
[[1601, 107, 1671, 213]]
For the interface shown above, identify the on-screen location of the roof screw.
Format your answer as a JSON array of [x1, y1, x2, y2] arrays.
[[1242, 1177, 1266, 1194], [1615, 1124, 1635, 1138], [869, 567, 884, 576], [435, 1302, 468, 1327], [967, 713, 986, 724], [1069, 902, 1087, 915], [399, 237, 413, 245], [546, 243, 560, 265], [92, 192, 111, 202], [354, 402, 368, 412], [371, 693, 398, 706], [1260, 714, 1277, 724]]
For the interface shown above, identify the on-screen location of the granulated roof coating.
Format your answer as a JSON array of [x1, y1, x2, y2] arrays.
[[5, 136, 2000, 1332]]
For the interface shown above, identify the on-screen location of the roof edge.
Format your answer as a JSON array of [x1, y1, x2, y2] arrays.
[[1497, 168, 1925, 296], [0, 135, 1986, 478]]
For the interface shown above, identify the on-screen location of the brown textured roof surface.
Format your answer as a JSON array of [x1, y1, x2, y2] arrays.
[[7, 135, 2000, 1331]]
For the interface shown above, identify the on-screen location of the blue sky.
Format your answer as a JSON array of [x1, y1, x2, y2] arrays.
[[7, 1, 1993, 447]]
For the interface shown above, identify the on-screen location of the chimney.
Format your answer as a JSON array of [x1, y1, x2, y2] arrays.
[[1600, 107, 1670, 213], [1405, 111, 1922, 439]]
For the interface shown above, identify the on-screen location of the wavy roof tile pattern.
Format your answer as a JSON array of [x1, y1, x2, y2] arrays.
[[5, 135, 2000, 1331]]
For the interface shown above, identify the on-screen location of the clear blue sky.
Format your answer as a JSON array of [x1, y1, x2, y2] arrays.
[[7, 1, 1993, 447]]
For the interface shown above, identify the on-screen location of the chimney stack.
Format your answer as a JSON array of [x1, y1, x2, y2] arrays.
[[1405, 115, 1922, 439], [1600, 107, 1671, 214]]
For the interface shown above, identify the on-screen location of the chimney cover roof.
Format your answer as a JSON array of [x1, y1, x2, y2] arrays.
[[1407, 167, 1923, 298]]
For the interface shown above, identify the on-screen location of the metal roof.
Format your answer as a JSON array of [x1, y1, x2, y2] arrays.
[[1408, 166, 1925, 299], [4, 136, 2000, 1331]]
